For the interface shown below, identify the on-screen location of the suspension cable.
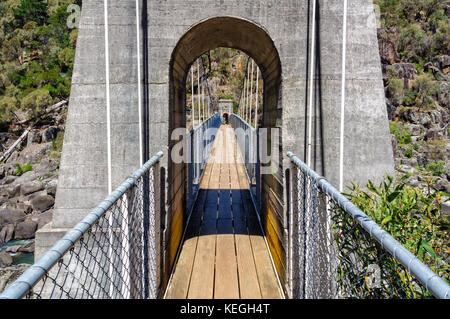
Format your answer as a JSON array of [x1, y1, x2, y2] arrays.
[[135, 0, 143, 167], [191, 66, 195, 129], [254, 67, 259, 129], [249, 59, 254, 125], [339, 0, 348, 192], [307, 0, 316, 168]]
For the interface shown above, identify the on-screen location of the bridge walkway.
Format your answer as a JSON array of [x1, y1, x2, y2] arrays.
[[165, 125, 283, 299]]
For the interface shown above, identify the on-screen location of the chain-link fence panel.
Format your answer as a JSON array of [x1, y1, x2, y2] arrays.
[[287, 152, 450, 299], [0, 152, 164, 299]]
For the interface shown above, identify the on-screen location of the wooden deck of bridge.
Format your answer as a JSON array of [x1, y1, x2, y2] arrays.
[[165, 125, 283, 299]]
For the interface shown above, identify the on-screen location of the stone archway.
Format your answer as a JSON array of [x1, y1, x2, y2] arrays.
[[166, 16, 283, 287]]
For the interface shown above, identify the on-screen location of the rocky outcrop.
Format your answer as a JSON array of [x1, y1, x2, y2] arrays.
[[0, 111, 64, 268]]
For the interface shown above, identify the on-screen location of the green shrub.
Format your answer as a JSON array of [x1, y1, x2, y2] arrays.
[[0, 95, 19, 122], [405, 148, 413, 158], [390, 121, 412, 145], [345, 175, 449, 281], [15, 163, 33, 176], [387, 78, 404, 105], [426, 161, 445, 177], [21, 88, 52, 116]]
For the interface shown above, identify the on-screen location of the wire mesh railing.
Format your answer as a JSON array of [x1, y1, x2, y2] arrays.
[[229, 113, 259, 203], [287, 152, 450, 299], [187, 114, 221, 212], [0, 152, 164, 299]]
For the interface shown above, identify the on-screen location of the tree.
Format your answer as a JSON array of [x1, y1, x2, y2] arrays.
[[0, 95, 19, 122], [13, 0, 48, 26], [21, 88, 52, 116], [1, 36, 22, 62]]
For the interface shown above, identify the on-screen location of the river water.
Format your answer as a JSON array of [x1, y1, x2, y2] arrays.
[[0, 239, 34, 265]]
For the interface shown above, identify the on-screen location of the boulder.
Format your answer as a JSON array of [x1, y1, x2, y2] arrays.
[[17, 143, 51, 164], [14, 220, 37, 239], [407, 124, 425, 137], [0, 224, 14, 243], [0, 252, 13, 267], [434, 178, 450, 193], [26, 129, 41, 147], [45, 180, 57, 197], [20, 181, 45, 196], [386, 102, 396, 120], [18, 241, 34, 253], [41, 127, 60, 143], [0, 164, 16, 179], [377, 30, 399, 65], [425, 128, 441, 141], [12, 171, 38, 185], [5, 245, 20, 253], [0, 209, 26, 225], [420, 114, 432, 128], [6, 184, 20, 198], [25, 190, 47, 202], [0, 175, 16, 186], [4, 202, 33, 215], [30, 194, 54, 212], [31, 210, 53, 230]]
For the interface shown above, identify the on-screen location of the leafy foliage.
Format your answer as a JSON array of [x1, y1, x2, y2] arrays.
[[15, 162, 32, 176], [0, 0, 80, 130], [345, 175, 449, 282]]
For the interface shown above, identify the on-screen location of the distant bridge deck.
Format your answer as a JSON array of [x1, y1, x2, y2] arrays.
[[165, 125, 283, 299]]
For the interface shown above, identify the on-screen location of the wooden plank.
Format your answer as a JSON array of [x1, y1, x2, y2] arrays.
[[218, 189, 232, 219], [165, 235, 199, 298], [215, 219, 239, 299], [235, 233, 262, 299], [247, 217, 283, 299]]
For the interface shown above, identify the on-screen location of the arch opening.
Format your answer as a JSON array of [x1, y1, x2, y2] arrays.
[[165, 16, 283, 290]]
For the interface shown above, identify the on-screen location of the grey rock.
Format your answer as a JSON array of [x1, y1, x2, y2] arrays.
[[0, 252, 13, 267], [4, 202, 32, 215], [5, 245, 20, 253], [5, 151, 19, 164], [434, 178, 450, 193], [31, 210, 53, 230], [30, 194, 54, 212], [426, 128, 441, 141], [408, 124, 424, 137], [401, 157, 418, 167], [0, 224, 14, 243], [386, 63, 417, 80], [41, 127, 60, 143], [420, 114, 432, 127], [14, 220, 37, 239], [397, 164, 415, 174], [0, 176, 16, 186], [0, 209, 26, 225], [25, 190, 48, 202], [19, 241, 34, 253], [20, 182, 45, 196], [26, 129, 41, 147], [45, 180, 57, 197], [6, 184, 20, 198], [17, 143, 51, 164]]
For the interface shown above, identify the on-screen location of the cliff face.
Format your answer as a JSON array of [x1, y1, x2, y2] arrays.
[[375, 0, 450, 193]]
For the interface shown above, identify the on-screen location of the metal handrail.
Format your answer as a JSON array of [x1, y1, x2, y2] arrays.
[[0, 152, 164, 299], [287, 151, 450, 299]]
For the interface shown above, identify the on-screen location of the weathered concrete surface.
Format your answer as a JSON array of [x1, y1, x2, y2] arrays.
[[36, 0, 394, 296]]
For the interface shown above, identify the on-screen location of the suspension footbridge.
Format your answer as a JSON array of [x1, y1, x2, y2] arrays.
[[0, 0, 449, 299]]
